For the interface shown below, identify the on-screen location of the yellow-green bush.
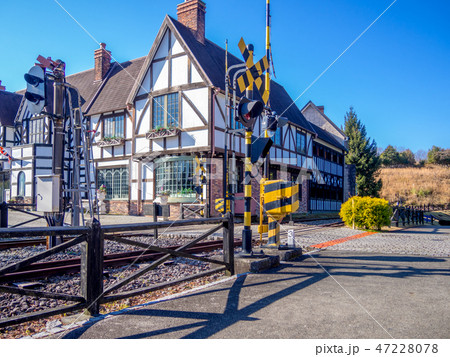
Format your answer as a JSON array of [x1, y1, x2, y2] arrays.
[[339, 196, 392, 230]]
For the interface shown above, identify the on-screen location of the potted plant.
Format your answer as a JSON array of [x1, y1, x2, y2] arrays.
[[146, 126, 180, 140], [155, 189, 170, 205], [97, 136, 124, 147]]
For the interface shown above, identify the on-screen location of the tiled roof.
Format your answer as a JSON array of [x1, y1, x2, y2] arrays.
[[168, 16, 316, 134], [64, 57, 146, 116], [0, 90, 22, 126], [309, 122, 347, 151]]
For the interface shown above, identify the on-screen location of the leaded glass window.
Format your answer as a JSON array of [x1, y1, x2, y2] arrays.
[[97, 167, 129, 199], [296, 130, 306, 154], [152, 93, 179, 129], [155, 157, 195, 198], [17, 171, 25, 197], [104, 114, 124, 138]]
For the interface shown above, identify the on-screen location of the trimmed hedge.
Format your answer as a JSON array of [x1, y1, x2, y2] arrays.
[[340, 196, 392, 230]]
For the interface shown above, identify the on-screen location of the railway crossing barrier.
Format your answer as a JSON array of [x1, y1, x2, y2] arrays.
[[260, 179, 300, 247], [0, 214, 235, 328]]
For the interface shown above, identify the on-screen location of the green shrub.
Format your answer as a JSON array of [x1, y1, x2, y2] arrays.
[[340, 196, 392, 230]]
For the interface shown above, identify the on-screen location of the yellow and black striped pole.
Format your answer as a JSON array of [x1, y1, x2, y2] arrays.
[[242, 130, 253, 254], [267, 215, 280, 247]]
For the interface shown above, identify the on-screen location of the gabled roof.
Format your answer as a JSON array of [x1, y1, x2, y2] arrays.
[[309, 122, 346, 151], [301, 100, 345, 138], [67, 57, 145, 115], [128, 15, 316, 135], [0, 90, 22, 126], [14, 56, 146, 121]]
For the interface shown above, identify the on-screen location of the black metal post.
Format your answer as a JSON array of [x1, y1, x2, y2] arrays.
[[153, 202, 158, 239], [81, 218, 103, 315], [0, 202, 7, 228], [242, 130, 253, 254], [223, 213, 235, 275], [48, 62, 66, 248]]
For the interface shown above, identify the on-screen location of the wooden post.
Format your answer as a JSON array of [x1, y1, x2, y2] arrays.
[[81, 218, 103, 316], [223, 213, 235, 276], [181, 203, 184, 219], [0, 202, 7, 228]]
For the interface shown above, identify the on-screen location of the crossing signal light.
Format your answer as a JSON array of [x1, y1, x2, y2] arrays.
[[251, 135, 273, 164], [24, 65, 46, 115], [264, 112, 288, 136], [236, 97, 264, 130]]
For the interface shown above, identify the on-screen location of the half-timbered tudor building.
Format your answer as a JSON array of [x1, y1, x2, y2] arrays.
[[8, 0, 352, 216], [0, 83, 20, 202]]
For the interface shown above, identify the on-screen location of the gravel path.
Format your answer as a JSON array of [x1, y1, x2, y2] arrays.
[[286, 224, 450, 257]]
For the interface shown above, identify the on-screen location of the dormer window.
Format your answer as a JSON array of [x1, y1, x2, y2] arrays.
[[103, 113, 124, 138], [152, 93, 179, 129]]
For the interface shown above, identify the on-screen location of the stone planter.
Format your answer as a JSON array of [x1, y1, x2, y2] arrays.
[[154, 194, 169, 205], [146, 128, 180, 140], [97, 191, 107, 214], [97, 138, 124, 147]]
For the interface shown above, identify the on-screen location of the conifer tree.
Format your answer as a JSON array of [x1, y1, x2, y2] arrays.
[[344, 107, 382, 197]]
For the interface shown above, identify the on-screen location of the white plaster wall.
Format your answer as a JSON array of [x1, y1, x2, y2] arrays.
[[97, 160, 129, 168], [153, 139, 164, 151], [172, 55, 188, 86], [135, 99, 150, 135], [152, 60, 169, 91], [184, 129, 208, 148], [183, 87, 208, 124], [137, 69, 151, 96], [171, 32, 184, 55], [142, 163, 154, 200], [115, 146, 124, 156], [92, 145, 101, 159], [6, 128, 14, 142], [135, 137, 149, 155], [22, 147, 32, 157], [131, 161, 138, 180], [191, 63, 203, 83], [143, 181, 153, 200], [90, 115, 101, 135], [214, 130, 225, 149], [125, 141, 132, 156], [103, 148, 112, 159], [131, 182, 138, 200], [214, 94, 226, 129], [155, 30, 169, 59], [166, 137, 178, 150], [181, 97, 205, 128], [180, 132, 196, 147]]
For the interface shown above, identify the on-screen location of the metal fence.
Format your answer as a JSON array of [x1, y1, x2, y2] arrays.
[[0, 214, 234, 328]]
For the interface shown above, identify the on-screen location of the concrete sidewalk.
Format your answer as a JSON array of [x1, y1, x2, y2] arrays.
[[59, 251, 450, 339]]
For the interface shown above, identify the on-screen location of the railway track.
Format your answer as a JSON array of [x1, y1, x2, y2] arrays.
[[0, 221, 343, 282], [0, 220, 343, 250], [0, 239, 241, 283]]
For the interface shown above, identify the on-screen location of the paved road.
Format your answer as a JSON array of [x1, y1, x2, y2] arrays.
[[59, 248, 450, 339]]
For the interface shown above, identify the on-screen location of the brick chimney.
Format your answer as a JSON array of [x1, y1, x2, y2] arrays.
[[177, 0, 206, 44], [94, 43, 111, 81], [317, 105, 325, 114], [0, 81, 5, 91]]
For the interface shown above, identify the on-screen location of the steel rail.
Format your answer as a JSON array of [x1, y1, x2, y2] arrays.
[[0, 240, 242, 283]]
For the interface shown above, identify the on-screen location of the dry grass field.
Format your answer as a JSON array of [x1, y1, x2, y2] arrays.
[[379, 165, 450, 205]]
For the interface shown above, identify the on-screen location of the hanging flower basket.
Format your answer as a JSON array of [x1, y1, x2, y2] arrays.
[[146, 127, 180, 140], [97, 137, 124, 147]]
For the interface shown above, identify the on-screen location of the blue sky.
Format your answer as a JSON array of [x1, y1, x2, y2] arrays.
[[1, 0, 449, 153]]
